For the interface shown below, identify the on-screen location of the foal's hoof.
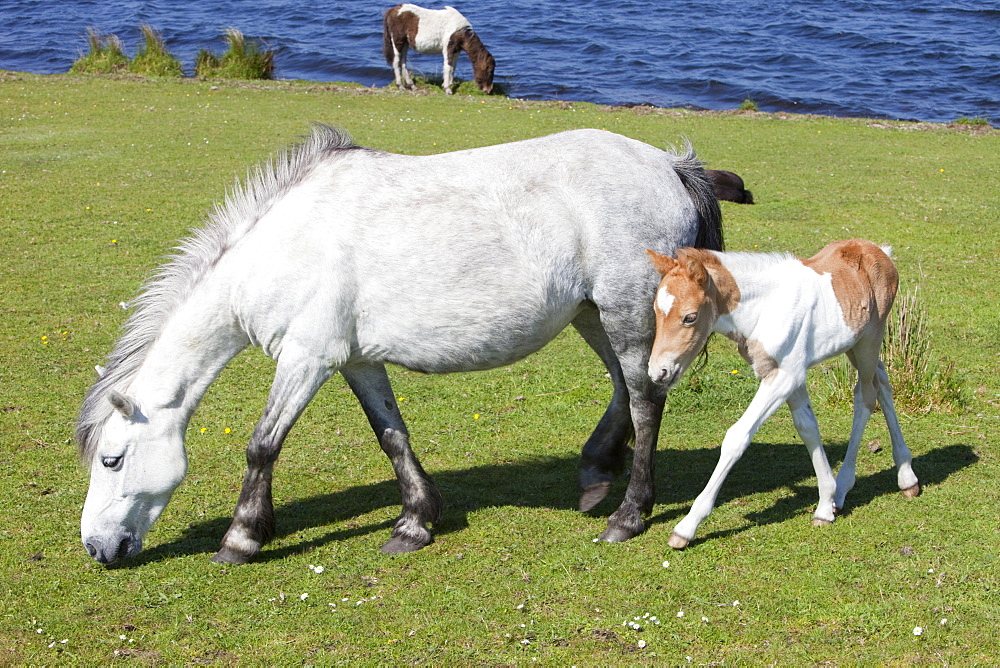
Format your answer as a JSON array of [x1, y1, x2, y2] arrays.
[[667, 533, 690, 549], [812, 517, 833, 527], [380, 533, 431, 555], [579, 481, 612, 512], [901, 483, 921, 499]]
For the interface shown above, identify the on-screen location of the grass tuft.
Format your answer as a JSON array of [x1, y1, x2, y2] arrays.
[[195, 28, 275, 80], [738, 98, 759, 112], [815, 288, 965, 413], [128, 24, 183, 77], [69, 27, 129, 74]]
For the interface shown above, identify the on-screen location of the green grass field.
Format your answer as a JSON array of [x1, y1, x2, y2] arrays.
[[2, 71, 998, 664]]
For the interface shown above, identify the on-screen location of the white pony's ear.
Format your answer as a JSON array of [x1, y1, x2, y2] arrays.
[[95, 365, 107, 378], [108, 390, 137, 419]]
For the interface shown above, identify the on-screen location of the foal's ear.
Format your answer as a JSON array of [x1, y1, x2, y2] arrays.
[[645, 249, 676, 276], [676, 248, 709, 287], [108, 390, 138, 419]]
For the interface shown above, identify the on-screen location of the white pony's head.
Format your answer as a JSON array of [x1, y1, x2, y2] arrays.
[[79, 388, 187, 564]]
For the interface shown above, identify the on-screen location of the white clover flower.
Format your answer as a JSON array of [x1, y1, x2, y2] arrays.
[[913, 626, 923, 636], [637, 640, 647, 648], [940, 618, 948, 625], [300, 593, 309, 601], [313, 566, 324, 573], [733, 600, 740, 606], [677, 610, 685, 618]]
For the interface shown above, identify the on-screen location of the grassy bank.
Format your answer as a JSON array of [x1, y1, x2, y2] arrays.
[[2, 71, 998, 664]]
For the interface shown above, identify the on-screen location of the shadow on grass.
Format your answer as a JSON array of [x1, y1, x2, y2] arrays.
[[131, 441, 977, 565]]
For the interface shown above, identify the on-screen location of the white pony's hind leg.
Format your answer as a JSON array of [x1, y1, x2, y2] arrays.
[[572, 308, 634, 512], [341, 362, 442, 553], [876, 361, 920, 497], [786, 386, 837, 525]]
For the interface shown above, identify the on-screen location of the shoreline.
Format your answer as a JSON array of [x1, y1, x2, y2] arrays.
[[2, 69, 995, 135]]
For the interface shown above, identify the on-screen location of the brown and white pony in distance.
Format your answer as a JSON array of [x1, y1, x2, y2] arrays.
[[646, 239, 920, 549], [383, 4, 495, 94]]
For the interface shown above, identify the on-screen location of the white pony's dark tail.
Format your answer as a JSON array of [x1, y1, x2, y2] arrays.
[[672, 145, 724, 251]]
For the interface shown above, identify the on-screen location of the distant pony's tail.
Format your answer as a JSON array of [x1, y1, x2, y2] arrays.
[[382, 7, 397, 64], [673, 146, 724, 251]]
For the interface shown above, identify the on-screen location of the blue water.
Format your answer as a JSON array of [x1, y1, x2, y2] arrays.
[[1, 0, 997, 124]]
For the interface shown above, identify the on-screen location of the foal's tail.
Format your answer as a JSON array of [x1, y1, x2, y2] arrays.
[[674, 148, 725, 251]]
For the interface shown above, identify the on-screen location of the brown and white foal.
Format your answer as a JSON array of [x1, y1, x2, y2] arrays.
[[646, 239, 920, 549]]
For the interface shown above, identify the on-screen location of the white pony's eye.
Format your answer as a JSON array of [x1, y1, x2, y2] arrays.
[[101, 456, 124, 470], [682, 312, 698, 326]]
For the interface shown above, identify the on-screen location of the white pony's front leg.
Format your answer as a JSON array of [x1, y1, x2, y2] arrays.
[[786, 386, 837, 525], [669, 371, 797, 549]]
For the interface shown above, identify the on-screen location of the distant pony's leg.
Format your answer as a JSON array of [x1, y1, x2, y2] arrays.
[[213, 357, 334, 564], [669, 370, 798, 548], [341, 362, 443, 553], [442, 49, 458, 93], [786, 385, 837, 525], [875, 360, 920, 497], [834, 346, 880, 510], [572, 307, 635, 512], [399, 46, 415, 89]]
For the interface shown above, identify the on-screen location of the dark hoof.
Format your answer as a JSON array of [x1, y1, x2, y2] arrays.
[[598, 524, 642, 543], [380, 534, 431, 555], [579, 481, 612, 512], [211, 547, 253, 565]]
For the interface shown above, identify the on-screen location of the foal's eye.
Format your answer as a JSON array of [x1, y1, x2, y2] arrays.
[[101, 456, 123, 470], [682, 313, 699, 326]]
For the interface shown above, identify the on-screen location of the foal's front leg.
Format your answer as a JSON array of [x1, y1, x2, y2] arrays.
[[669, 372, 797, 549], [213, 359, 333, 564], [342, 363, 443, 553]]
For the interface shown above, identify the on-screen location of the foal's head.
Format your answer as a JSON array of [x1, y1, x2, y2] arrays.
[[646, 249, 720, 387]]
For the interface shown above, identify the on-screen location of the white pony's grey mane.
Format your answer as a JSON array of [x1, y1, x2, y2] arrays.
[[76, 124, 364, 464]]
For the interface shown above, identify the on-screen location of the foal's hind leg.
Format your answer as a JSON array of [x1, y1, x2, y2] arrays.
[[213, 358, 333, 564], [834, 340, 894, 510], [572, 308, 635, 512], [786, 386, 838, 525], [341, 362, 443, 554], [875, 361, 920, 497]]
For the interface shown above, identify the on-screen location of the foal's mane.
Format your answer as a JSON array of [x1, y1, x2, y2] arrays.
[[76, 125, 364, 464]]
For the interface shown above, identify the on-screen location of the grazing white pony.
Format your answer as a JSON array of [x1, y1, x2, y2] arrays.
[[383, 4, 495, 94], [646, 239, 920, 549], [76, 126, 723, 565]]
